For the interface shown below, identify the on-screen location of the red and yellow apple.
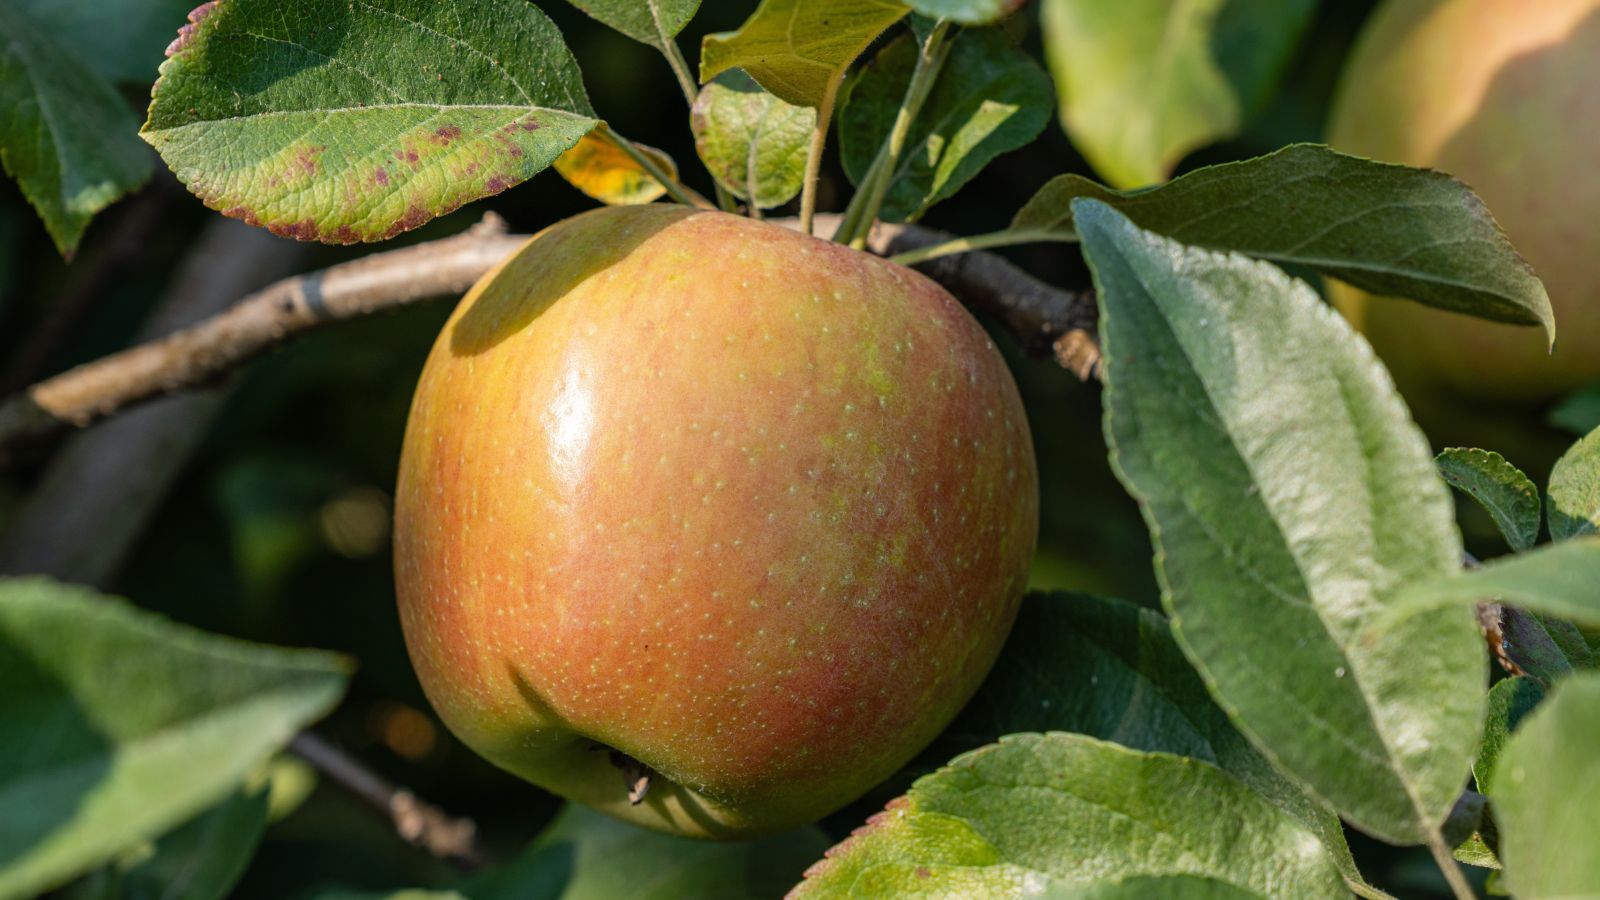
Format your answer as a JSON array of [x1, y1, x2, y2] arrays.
[[1327, 0, 1600, 462], [393, 206, 1038, 837]]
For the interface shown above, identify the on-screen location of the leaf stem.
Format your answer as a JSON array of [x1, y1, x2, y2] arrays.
[[1345, 877, 1398, 900], [798, 80, 841, 235], [596, 124, 713, 209], [837, 21, 955, 249], [888, 228, 1075, 266], [654, 37, 738, 212], [1426, 828, 1478, 900]]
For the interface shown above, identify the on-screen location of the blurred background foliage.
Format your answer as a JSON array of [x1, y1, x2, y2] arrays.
[[1, 0, 1495, 895]]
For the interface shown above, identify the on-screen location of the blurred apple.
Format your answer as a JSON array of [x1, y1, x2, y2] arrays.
[[394, 205, 1038, 837], [1327, 0, 1600, 468]]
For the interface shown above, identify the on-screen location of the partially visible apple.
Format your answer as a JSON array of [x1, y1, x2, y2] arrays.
[[393, 205, 1038, 838], [1327, 0, 1600, 463]]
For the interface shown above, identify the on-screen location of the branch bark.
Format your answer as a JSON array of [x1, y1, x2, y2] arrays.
[[289, 732, 487, 871], [0, 212, 1095, 463]]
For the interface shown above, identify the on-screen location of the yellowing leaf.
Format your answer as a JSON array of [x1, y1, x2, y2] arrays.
[[554, 132, 676, 205], [700, 0, 909, 109]]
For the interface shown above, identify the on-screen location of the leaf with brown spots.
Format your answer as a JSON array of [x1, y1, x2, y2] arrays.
[[142, 0, 598, 244]]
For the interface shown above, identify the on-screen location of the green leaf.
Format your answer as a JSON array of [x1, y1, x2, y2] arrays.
[[838, 27, 1050, 222], [1389, 537, 1600, 631], [564, 0, 700, 49], [1548, 425, 1600, 542], [1474, 676, 1545, 793], [1550, 385, 1600, 437], [524, 805, 827, 900], [1042, 876, 1267, 899], [926, 592, 1357, 882], [699, 0, 910, 108], [1039, 0, 1314, 188], [903, 0, 1025, 24], [1497, 606, 1594, 685], [120, 785, 270, 900], [792, 734, 1348, 898], [1011, 144, 1556, 334], [0, 577, 349, 899], [1079, 197, 1485, 844], [9, 0, 193, 84], [142, 0, 598, 244], [1436, 448, 1541, 551], [1489, 671, 1600, 899], [0, 4, 153, 256], [690, 70, 815, 208]]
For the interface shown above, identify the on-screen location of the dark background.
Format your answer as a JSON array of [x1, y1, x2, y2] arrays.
[[2, 1, 1482, 895]]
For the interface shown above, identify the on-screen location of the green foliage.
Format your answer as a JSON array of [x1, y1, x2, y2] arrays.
[[1474, 676, 1544, 792], [1490, 672, 1600, 899], [1081, 197, 1485, 844], [792, 733, 1348, 898], [690, 71, 816, 208], [1039, 0, 1315, 189], [1551, 385, 1600, 437], [142, 0, 597, 244], [903, 0, 1025, 24], [563, 0, 701, 50], [1496, 607, 1594, 686], [8, 0, 192, 84], [0, 578, 348, 899], [1012, 144, 1557, 334], [0, 3, 152, 256], [1391, 537, 1600, 631], [699, 0, 909, 108], [1436, 448, 1541, 551], [838, 27, 1050, 222], [928, 592, 1356, 880], [1548, 425, 1600, 542], [118, 785, 271, 900]]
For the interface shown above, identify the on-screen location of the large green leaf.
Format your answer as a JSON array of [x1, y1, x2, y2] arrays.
[[792, 734, 1347, 898], [1011, 144, 1555, 333], [142, 0, 597, 244], [1079, 197, 1485, 844], [10, 0, 193, 84], [1548, 425, 1600, 542], [690, 71, 815, 208], [0, 4, 153, 256], [838, 27, 1050, 222], [0, 578, 349, 899], [1389, 538, 1600, 630], [1473, 676, 1544, 793], [120, 785, 270, 900], [699, 0, 909, 108], [564, 0, 700, 49], [1489, 671, 1600, 899], [1039, 0, 1314, 189], [926, 592, 1356, 881], [1497, 606, 1594, 686], [1436, 449, 1541, 551]]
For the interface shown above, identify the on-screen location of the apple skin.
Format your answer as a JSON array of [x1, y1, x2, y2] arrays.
[[393, 205, 1038, 838], [1326, 0, 1600, 462]]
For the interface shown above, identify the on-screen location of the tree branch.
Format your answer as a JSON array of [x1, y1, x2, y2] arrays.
[[289, 732, 487, 871], [0, 212, 1097, 463]]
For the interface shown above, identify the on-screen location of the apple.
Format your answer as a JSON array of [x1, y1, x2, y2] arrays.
[[1326, 0, 1600, 461], [393, 205, 1038, 838]]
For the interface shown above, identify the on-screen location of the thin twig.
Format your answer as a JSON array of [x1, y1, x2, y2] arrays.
[[1426, 826, 1479, 900], [0, 213, 1096, 461], [290, 732, 487, 871]]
